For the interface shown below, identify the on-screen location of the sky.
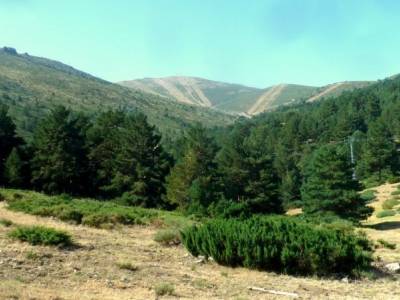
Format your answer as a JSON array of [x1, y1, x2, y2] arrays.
[[1, 0, 400, 88]]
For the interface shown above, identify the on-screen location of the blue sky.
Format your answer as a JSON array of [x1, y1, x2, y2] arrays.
[[1, 0, 400, 88]]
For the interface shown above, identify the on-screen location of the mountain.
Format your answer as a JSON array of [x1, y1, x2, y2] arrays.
[[119, 77, 373, 115], [0, 48, 236, 139]]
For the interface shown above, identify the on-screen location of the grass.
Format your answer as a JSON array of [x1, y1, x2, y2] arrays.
[[8, 225, 72, 247], [0, 218, 13, 227], [154, 283, 175, 296], [2, 189, 192, 229], [116, 262, 138, 272], [376, 210, 397, 218], [382, 198, 400, 210], [154, 228, 181, 246]]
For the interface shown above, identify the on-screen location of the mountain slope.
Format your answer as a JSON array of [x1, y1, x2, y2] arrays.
[[0, 48, 236, 138], [120, 77, 373, 115], [119, 76, 262, 113]]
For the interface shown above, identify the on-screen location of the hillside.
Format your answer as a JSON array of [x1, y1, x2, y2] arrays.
[[120, 76, 373, 115], [0, 186, 399, 299], [0, 47, 236, 139]]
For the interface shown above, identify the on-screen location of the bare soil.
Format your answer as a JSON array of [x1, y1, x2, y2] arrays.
[[0, 184, 399, 300]]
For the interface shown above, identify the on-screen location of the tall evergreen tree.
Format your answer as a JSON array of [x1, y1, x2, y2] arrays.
[[0, 105, 21, 185], [87, 110, 125, 197], [357, 118, 398, 182], [302, 144, 372, 222], [217, 124, 282, 214], [110, 113, 171, 207], [166, 125, 218, 212], [31, 106, 89, 195], [4, 148, 24, 188]]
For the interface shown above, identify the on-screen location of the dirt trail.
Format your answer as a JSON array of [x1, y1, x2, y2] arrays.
[[247, 84, 286, 115], [0, 201, 400, 299], [306, 83, 344, 102]]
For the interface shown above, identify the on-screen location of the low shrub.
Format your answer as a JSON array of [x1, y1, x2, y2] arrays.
[[7, 194, 158, 228], [360, 190, 377, 203], [8, 225, 72, 246], [154, 283, 175, 296], [116, 261, 138, 271], [382, 199, 400, 210], [376, 210, 397, 218], [376, 239, 396, 250], [154, 229, 181, 246], [0, 218, 13, 227], [0, 192, 5, 202], [181, 216, 373, 277], [391, 190, 400, 196]]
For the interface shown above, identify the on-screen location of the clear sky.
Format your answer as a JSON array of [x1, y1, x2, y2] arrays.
[[1, 0, 400, 88]]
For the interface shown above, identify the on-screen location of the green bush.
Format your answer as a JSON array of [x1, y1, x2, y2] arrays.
[[391, 190, 400, 196], [382, 199, 400, 210], [154, 283, 175, 296], [8, 225, 72, 246], [376, 210, 397, 218], [181, 217, 373, 277], [0, 192, 5, 202], [7, 194, 157, 228], [0, 218, 13, 227], [360, 190, 377, 203], [154, 229, 181, 245]]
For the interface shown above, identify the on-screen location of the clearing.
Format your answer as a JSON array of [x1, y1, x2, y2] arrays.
[[0, 184, 399, 300]]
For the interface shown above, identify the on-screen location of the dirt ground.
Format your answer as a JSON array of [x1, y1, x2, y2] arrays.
[[0, 184, 399, 300]]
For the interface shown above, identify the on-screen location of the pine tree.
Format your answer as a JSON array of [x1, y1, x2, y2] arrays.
[[217, 124, 282, 214], [4, 148, 24, 188], [87, 110, 126, 197], [357, 119, 398, 183], [109, 113, 170, 207], [31, 106, 89, 195], [166, 125, 218, 212], [302, 144, 372, 222], [0, 105, 21, 185]]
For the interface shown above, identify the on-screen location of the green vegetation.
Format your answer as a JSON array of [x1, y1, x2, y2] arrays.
[[382, 198, 400, 210], [376, 210, 397, 218], [5, 191, 158, 228], [0, 48, 235, 141], [302, 144, 373, 222], [376, 239, 396, 250], [154, 283, 175, 296], [2, 189, 191, 229], [154, 229, 181, 246], [116, 262, 138, 272], [0, 218, 13, 227], [360, 190, 377, 202], [8, 225, 72, 246], [182, 217, 373, 277]]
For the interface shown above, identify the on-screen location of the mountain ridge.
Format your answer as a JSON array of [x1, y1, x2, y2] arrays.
[[119, 76, 374, 115], [0, 47, 236, 139]]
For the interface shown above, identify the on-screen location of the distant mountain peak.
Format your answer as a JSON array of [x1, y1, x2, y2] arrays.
[[119, 77, 373, 115]]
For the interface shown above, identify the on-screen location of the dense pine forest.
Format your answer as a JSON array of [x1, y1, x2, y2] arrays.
[[1, 75, 400, 223]]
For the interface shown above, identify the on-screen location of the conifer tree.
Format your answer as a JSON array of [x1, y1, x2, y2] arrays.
[[166, 125, 218, 212], [31, 106, 89, 195], [4, 148, 24, 188], [302, 144, 372, 222], [357, 119, 398, 182], [0, 105, 21, 185], [112, 113, 171, 207]]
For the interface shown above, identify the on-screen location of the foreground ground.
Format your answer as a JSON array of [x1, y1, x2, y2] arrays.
[[0, 184, 399, 299]]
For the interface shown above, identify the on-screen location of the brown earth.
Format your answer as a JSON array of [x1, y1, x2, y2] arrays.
[[0, 184, 400, 300]]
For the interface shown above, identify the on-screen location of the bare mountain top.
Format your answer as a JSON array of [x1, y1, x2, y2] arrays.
[[119, 77, 373, 115]]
